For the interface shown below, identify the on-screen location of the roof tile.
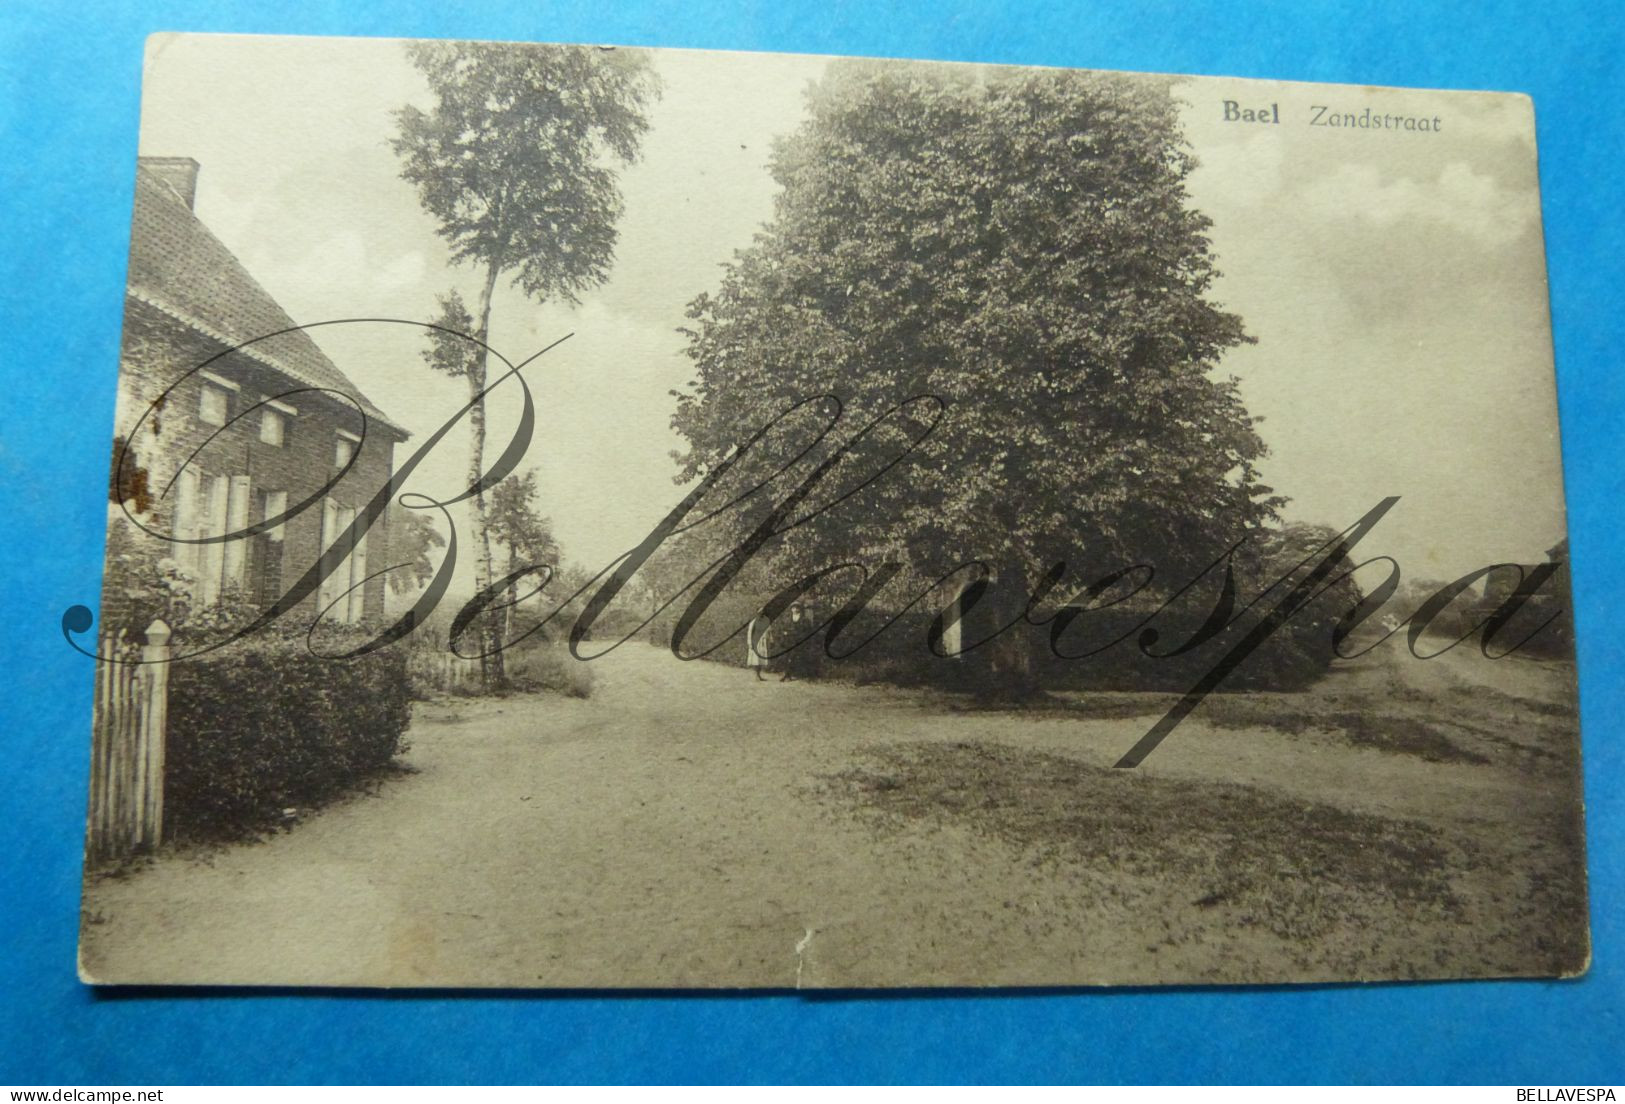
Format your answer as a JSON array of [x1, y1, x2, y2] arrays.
[[127, 163, 410, 439]]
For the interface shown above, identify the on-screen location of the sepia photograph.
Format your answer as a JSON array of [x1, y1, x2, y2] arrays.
[[77, 33, 1586, 989]]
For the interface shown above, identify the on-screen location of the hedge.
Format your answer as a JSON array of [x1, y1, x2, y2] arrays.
[[164, 634, 412, 841], [648, 579, 1353, 694]]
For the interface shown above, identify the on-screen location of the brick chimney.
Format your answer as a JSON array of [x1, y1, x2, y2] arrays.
[[140, 156, 200, 210]]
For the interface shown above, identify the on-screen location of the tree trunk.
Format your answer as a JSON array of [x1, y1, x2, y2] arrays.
[[977, 562, 1041, 700], [470, 260, 504, 686], [505, 544, 519, 645]]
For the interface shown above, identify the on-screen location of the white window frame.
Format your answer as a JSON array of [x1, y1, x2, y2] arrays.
[[259, 407, 286, 446], [198, 384, 229, 427]]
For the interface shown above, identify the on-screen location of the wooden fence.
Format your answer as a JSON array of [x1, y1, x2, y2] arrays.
[[407, 648, 483, 696], [87, 620, 171, 864], [88, 626, 483, 861]]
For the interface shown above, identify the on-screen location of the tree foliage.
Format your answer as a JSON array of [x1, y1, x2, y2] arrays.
[[488, 470, 559, 573], [393, 42, 660, 303], [672, 62, 1280, 610], [388, 511, 448, 596], [421, 289, 481, 382]]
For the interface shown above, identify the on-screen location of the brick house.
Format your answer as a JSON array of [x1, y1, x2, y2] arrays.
[[105, 156, 411, 631]]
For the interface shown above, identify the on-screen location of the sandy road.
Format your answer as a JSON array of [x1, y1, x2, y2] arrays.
[[79, 641, 1585, 988]]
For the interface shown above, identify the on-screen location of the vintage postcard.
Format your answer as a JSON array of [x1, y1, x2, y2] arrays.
[[77, 33, 1585, 988]]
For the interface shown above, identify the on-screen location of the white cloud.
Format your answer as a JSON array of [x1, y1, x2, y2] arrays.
[[1297, 160, 1535, 247]]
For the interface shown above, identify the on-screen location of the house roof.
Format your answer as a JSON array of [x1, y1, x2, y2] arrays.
[[126, 162, 411, 439]]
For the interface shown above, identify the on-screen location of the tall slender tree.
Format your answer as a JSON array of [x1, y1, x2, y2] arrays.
[[393, 41, 659, 681]]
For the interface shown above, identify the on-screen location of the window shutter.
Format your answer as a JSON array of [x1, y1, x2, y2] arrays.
[[223, 475, 251, 591], [262, 490, 288, 542], [348, 521, 369, 624], [198, 474, 229, 606], [318, 498, 339, 615], [172, 468, 200, 575]]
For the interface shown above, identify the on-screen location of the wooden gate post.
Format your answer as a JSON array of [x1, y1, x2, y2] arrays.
[[137, 619, 171, 849]]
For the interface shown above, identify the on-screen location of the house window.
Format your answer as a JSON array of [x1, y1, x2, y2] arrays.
[[253, 490, 288, 606], [173, 470, 250, 606], [199, 384, 229, 426], [334, 435, 355, 469], [260, 408, 286, 446], [318, 497, 369, 624]]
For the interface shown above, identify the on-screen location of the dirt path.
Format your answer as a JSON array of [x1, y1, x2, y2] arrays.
[[79, 642, 1586, 988]]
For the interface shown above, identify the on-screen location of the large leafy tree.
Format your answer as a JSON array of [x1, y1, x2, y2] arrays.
[[393, 41, 659, 679], [672, 62, 1280, 686]]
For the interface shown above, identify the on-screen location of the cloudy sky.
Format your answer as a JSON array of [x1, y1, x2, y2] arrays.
[[135, 34, 1566, 588]]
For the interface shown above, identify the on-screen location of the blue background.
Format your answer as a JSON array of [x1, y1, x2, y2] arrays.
[[1, 0, 1620, 1085]]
